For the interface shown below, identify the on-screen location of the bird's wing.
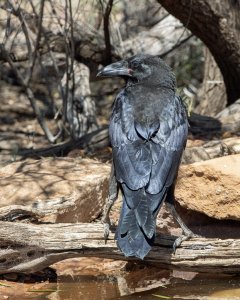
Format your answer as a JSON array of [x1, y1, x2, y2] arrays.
[[109, 91, 188, 195], [147, 95, 188, 195], [110, 90, 151, 189], [112, 92, 188, 258]]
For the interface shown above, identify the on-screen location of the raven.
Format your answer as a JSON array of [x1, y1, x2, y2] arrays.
[[97, 54, 194, 259]]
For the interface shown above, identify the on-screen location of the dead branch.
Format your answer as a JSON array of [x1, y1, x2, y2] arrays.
[[0, 220, 239, 275], [0, 3, 192, 65], [26, 0, 45, 83], [1, 46, 60, 143], [182, 136, 240, 164], [0, 2, 61, 144], [102, 0, 113, 64], [158, 0, 240, 106], [160, 34, 193, 58], [17, 126, 109, 158]]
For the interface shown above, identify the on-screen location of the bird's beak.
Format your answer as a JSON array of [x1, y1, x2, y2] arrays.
[[97, 60, 133, 78]]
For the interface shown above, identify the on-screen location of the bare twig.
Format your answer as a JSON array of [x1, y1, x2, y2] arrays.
[[26, 0, 45, 84], [3, 2, 12, 43], [159, 0, 193, 60], [17, 126, 109, 158], [160, 34, 193, 58], [64, 0, 76, 139], [48, 0, 75, 136], [29, 0, 65, 108], [103, 0, 113, 64], [0, 45, 60, 143], [62, 0, 70, 129], [7, 0, 33, 59], [1, 1, 64, 142]]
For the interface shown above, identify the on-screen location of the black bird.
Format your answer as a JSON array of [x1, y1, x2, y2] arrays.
[[97, 54, 194, 259]]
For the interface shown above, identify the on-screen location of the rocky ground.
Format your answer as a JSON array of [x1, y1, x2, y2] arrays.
[[0, 79, 240, 299]]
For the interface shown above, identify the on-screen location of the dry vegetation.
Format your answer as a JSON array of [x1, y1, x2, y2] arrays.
[[0, 0, 240, 283]]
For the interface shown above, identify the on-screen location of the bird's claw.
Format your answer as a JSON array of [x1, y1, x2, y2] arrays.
[[173, 232, 199, 254], [101, 214, 111, 244], [103, 222, 110, 244]]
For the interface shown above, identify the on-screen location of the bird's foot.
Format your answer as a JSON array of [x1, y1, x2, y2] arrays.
[[101, 215, 111, 244], [103, 223, 110, 244], [173, 231, 199, 253]]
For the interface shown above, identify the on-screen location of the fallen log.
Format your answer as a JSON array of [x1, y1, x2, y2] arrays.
[[0, 221, 239, 275], [182, 136, 240, 164]]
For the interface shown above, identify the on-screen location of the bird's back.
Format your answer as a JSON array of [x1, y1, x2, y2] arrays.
[[110, 85, 188, 259], [97, 54, 188, 259]]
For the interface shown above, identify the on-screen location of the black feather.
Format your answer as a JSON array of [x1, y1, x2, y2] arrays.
[[101, 54, 188, 259]]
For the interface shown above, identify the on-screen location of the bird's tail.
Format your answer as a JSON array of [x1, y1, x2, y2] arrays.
[[115, 185, 164, 259]]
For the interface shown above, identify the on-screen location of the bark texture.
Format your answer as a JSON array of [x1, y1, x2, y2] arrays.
[[195, 47, 227, 116], [0, 221, 239, 275], [61, 62, 98, 139], [158, 0, 240, 106]]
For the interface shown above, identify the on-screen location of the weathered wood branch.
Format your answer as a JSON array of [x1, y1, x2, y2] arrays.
[[182, 136, 240, 164], [0, 45, 61, 144], [0, 3, 191, 66], [102, 0, 114, 64], [17, 110, 240, 161], [0, 221, 239, 275], [17, 126, 109, 158]]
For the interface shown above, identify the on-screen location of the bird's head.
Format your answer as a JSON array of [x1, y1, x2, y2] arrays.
[[97, 54, 176, 90]]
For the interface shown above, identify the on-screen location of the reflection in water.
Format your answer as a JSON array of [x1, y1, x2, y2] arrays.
[[0, 266, 240, 299], [117, 273, 240, 299], [55, 275, 120, 300]]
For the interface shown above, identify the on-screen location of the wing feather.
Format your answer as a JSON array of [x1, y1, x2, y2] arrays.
[[110, 92, 187, 198]]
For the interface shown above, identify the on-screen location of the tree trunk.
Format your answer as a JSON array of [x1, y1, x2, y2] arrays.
[[195, 47, 227, 116], [157, 0, 240, 106], [61, 62, 98, 139]]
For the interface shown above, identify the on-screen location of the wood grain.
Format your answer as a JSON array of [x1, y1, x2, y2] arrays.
[[0, 221, 239, 274]]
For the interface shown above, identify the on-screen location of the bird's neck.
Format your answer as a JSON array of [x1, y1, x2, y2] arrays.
[[126, 81, 176, 95], [126, 79, 176, 92]]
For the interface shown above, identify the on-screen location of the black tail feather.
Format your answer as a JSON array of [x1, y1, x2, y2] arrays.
[[116, 200, 153, 259], [115, 186, 163, 259]]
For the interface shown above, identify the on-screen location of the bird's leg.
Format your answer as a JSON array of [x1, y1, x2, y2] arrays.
[[165, 186, 198, 252], [166, 201, 194, 236], [101, 163, 119, 243]]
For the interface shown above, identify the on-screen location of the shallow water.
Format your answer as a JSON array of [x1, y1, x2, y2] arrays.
[[1, 269, 240, 300], [118, 274, 240, 300]]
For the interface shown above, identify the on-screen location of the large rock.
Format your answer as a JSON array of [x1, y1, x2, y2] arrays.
[[1, 154, 239, 237], [0, 158, 110, 223], [176, 154, 240, 221]]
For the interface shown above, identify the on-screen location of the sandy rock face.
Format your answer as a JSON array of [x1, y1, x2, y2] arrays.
[[176, 154, 240, 221], [0, 158, 110, 222], [0, 154, 239, 225]]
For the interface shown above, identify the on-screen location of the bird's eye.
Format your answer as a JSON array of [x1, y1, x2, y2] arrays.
[[131, 61, 140, 69]]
